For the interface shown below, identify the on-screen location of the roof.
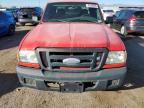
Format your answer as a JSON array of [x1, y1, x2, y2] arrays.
[[47, 0, 98, 4]]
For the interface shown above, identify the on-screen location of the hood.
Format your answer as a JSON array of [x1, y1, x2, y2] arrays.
[[20, 22, 125, 51]]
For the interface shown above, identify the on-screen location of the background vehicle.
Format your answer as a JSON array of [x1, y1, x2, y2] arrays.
[[102, 9, 115, 21], [17, 1, 127, 92], [18, 7, 43, 26], [0, 11, 16, 36], [111, 10, 144, 36]]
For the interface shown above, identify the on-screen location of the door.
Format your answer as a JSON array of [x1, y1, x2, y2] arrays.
[[112, 12, 124, 30], [112, 17, 121, 30], [0, 12, 7, 35]]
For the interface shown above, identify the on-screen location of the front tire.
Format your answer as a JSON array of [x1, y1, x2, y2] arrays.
[[8, 25, 15, 35]]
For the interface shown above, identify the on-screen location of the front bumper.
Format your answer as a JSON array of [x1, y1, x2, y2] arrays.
[[18, 18, 38, 23], [17, 66, 127, 92]]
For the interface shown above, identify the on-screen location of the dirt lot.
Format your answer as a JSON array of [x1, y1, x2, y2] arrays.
[[0, 25, 144, 108]]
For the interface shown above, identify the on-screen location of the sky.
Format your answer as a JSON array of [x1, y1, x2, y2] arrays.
[[0, 0, 144, 8]]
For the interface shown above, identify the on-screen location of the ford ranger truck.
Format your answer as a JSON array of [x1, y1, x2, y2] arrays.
[[16, 0, 127, 92]]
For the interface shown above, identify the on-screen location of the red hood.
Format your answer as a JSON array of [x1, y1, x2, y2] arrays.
[[20, 22, 125, 51]]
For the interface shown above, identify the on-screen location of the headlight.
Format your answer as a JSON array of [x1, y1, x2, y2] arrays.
[[18, 50, 38, 63], [106, 51, 127, 64]]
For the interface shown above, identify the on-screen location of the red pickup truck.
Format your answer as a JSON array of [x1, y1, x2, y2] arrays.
[[16, 0, 127, 92]]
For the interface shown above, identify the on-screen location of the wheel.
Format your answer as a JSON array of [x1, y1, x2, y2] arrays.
[[120, 25, 128, 36], [8, 25, 15, 35], [20, 23, 25, 26]]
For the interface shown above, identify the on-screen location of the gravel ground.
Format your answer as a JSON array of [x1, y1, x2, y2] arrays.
[[0, 26, 144, 108]]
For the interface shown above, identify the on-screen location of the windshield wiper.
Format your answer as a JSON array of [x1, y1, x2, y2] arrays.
[[68, 19, 99, 23], [63, 16, 102, 23], [47, 19, 67, 22], [45, 17, 103, 23]]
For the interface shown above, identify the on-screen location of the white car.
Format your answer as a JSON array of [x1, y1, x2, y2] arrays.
[[102, 10, 115, 21]]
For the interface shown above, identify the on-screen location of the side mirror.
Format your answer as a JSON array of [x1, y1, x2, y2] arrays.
[[105, 16, 114, 24]]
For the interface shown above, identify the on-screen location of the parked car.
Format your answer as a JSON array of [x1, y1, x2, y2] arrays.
[[0, 11, 16, 36], [18, 7, 43, 26], [102, 9, 115, 21], [110, 10, 144, 36], [16, 0, 127, 92]]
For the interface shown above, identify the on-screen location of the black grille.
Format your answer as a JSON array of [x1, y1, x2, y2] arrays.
[[36, 48, 108, 72]]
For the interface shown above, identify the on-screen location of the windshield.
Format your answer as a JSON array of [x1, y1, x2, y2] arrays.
[[43, 2, 103, 23], [20, 8, 34, 13], [115, 11, 120, 17]]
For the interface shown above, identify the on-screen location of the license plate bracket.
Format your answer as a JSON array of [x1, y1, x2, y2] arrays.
[[60, 83, 84, 93]]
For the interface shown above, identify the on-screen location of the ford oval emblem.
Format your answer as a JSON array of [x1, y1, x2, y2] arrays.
[[63, 58, 80, 65]]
